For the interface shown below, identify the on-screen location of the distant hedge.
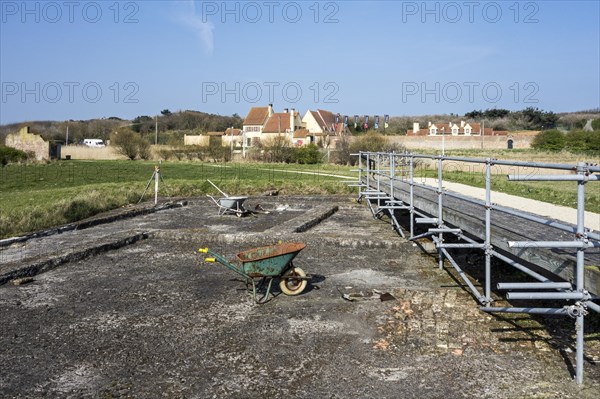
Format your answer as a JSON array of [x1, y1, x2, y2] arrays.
[[0, 146, 29, 165], [531, 130, 565, 151], [532, 130, 599, 154]]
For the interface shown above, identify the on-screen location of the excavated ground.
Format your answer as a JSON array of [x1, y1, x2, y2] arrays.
[[0, 196, 598, 398]]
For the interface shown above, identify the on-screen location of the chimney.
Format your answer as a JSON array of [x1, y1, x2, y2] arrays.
[[284, 108, 289, 113], [428, 121, 431, 127], [290, 108, 295, 131], [268, 104, 273, 117], [460, 120, 465, 127], [449, 122, 452, 128], [413, 122, 420, 133]]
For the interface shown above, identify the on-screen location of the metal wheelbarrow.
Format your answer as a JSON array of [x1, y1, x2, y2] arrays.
[[205, 179, 249, 217], [198, 242, 309, 303], [206, 194, 249, 217]]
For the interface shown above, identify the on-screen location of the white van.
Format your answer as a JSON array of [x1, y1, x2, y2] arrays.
[[83, 139, 105, 147]]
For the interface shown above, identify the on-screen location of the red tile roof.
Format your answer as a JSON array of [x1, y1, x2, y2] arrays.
[[293, 129, 309, 139], [317, 109, 337, 130], [225, 128, 242, 136], [469, 122, 481, 132], [315, 130, 337, 136], [243, 107, 270, 126], [307, 109, 345, 134], [309, 111, 324, 128], [262, 112, 298, 133]]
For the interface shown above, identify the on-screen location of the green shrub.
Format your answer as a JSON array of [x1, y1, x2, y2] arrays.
[[564, 130, 588, 153], [206, 144, 231, 162], [296, 144, 322, 164], [587, 131, 600, 152], [0, 146, 29, 165], [531, 130, 565, 151], [562, 130, 600, 154], [262, 135, 296, 163], [592, 119, 600, 131], [350, 131, 388, 153], [333, 132, 406, 165]]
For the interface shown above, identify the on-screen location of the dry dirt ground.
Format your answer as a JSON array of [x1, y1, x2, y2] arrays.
[[0, 196, 599, 398]]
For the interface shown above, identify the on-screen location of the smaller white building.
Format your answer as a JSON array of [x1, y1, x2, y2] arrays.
[[83, 139, 106, 147]]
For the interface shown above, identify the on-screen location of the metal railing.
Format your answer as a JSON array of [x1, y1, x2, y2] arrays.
[[351, 151, 599, 384]]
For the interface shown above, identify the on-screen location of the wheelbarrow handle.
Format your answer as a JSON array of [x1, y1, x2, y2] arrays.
[[198, 247, 250, 280], [199, 248, 215, 261], [207, 179, 229, 197]]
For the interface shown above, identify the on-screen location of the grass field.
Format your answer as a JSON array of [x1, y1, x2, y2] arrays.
[[0, 161, 355, 238], [1, 156, 598, 239]]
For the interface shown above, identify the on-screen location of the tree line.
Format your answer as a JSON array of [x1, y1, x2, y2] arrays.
[[343, 107, 599, 135], [1, 107, 598, 147], [0, 110, 243, 145]]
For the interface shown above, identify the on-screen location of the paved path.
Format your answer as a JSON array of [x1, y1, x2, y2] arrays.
[[419, 178, 600, 231]]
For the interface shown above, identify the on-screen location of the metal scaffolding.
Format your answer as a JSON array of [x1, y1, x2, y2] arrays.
[[353, 151, 600, 384]]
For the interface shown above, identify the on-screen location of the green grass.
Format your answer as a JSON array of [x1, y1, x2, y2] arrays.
[[0, 160, 355, 238], [413, 168, 600, 213], [2, 159, 597, 239]]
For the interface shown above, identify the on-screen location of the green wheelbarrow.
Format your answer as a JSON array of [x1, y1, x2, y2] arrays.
[[198, 242, 309, 304]]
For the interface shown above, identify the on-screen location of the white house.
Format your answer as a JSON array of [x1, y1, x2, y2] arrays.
[[242, 104, 273, 147], [408, 121, 495, 136], [302, 109, 344, 135]]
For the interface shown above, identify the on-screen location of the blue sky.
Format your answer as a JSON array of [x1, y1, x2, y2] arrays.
[[1, 0, 599, 124]]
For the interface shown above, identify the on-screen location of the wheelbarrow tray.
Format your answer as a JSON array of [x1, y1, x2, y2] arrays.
[[206, 194, 249, 216], [219, 196, 247, 209], [236, 242, 306, 277]]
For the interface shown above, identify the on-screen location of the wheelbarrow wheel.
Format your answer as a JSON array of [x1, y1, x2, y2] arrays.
[[279, 267, 307, 296]]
